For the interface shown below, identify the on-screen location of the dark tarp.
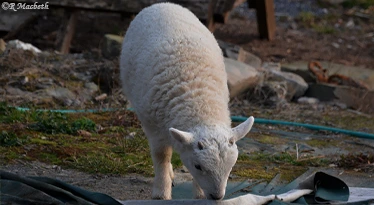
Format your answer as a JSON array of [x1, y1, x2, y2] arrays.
[[1, 169, 373, 205]]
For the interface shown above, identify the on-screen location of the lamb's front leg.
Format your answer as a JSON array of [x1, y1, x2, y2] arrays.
[[150, 145, 173, 200], [193, 179, 205, 199]]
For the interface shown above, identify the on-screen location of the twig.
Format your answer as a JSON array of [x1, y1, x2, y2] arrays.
[[297, 155, 325, 162], [296, 143, 299, 160]]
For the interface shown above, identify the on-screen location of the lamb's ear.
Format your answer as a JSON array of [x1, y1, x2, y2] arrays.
[[231, 116, 254, 142], [169, 128, 193, 145]]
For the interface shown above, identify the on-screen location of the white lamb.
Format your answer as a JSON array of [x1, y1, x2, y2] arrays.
[[120, 3, 254, 200]]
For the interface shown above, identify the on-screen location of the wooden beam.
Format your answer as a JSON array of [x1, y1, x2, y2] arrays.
[[250, 0, 276, 40], [55, 10, 78, 54]]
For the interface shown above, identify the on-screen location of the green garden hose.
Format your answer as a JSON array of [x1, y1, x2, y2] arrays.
[[14, 107, 374, 140]]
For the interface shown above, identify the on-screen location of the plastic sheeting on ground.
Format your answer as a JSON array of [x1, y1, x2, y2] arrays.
[[1, 169, 373, 205]]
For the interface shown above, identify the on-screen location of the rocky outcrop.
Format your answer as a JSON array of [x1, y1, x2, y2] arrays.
[[224, 58, 262, 98]]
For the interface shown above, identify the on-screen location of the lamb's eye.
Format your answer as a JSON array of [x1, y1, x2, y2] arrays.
[[195, 164, 202, 171]]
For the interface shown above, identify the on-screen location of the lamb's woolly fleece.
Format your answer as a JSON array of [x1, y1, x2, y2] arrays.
[[120, 3, 230, 134]]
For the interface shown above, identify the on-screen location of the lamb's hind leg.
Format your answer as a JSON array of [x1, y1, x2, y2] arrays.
[[150, 144, 173, 199]]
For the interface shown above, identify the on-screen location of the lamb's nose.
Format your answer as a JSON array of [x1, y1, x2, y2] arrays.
[[209, 194, 224, 200]]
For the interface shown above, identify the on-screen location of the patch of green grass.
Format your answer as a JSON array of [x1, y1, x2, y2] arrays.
[[30, 138, 57, 146], [29, 112, 96, 135], [234, 152, 330, 182], [70, 151, 154, 176], [254, 135, 286, 145], [0, 131, 29, 147], [312, 24, 336, 34], [305, 138, 336, 148], [297, 11, 336, 34], [172, 152, 183, 168], [255, 152, 330, 167], [0, 104, 160, 176], [0, 147, 22, 162], [322, 115, 374, 133], [38, 152, 61, 164], [299, 11, 315, 27], [0, 102, 96, 135], [238, 153, 251, 161], [234, 167, 276, 181], [0, 103, 29, 123], [71, 117, 96, 132]]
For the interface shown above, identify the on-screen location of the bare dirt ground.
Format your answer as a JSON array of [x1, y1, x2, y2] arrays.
[[1, 0, 374, 202], [9, 1, 374, 69], [215, 16, 374, 69]]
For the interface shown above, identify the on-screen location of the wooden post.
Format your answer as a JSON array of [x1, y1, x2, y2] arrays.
[[56, 10, 78, 54], [249, 0, 276, 40], [207, 0, 218, 32]]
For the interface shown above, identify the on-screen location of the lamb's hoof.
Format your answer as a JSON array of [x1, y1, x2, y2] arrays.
[[194, 194, 206, 199]]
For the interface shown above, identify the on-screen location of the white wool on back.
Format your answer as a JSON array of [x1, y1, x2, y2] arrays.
[[120, 3, 230, 133]]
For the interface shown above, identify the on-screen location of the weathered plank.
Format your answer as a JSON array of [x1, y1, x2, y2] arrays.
[[248, 0, 276, 40], [55, 10, 78, 54]]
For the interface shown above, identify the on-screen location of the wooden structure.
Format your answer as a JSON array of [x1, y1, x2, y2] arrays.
[[248, 0, 276, 40], [5, 0, 276, 54]]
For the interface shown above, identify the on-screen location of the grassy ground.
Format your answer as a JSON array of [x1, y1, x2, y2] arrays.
[[1, 102, 373, 183]]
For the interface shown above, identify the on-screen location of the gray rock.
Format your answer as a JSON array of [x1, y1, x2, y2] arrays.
[[36, 77, 55, 89], [281, 61, 315, 83], [305, 83, 374, 114], [225, 48, 239, 60], [224, 58, 262, 98], [334, 86, 374, 114], [243, 80, 288, 107], [217, 40, 240, 60], [84, 82, 99, 94], [238, 48, 262, 69], [333, 101, 347, 109], [297, 97, 319, 104], [281, 61, 374, 90], [262, 62, 281, 71], [331, 42, 340, 49], [101, 34, 123, 59], [45, 86, 79, 106], [266, 70, 308, 100], [70, 71, 92, 82], [7, 39, 41, 54], [298, 144, 315, 153], [5, 86, 31, 96], [345, 18, 355, 28]]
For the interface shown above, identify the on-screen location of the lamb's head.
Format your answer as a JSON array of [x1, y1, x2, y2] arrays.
[[169, 116, 254, 200]]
